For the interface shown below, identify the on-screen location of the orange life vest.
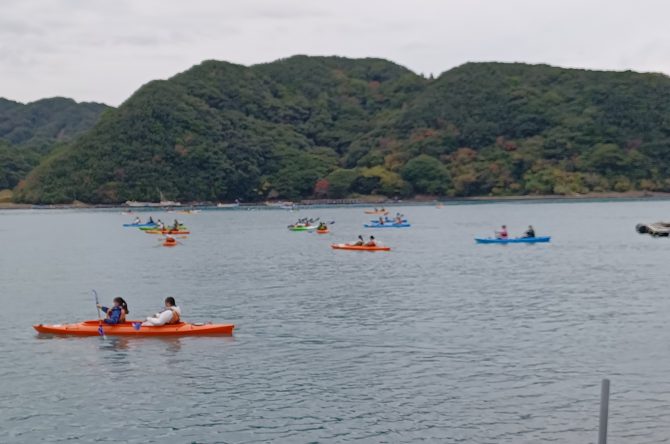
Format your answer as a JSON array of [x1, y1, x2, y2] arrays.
[[167, 307, 180, 324]]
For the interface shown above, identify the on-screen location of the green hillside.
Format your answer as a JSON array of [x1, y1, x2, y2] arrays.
[[12, 57, 670, 204], [0, 98, 109, 190]]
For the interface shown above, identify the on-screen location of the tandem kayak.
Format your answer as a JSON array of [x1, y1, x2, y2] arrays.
[[370, 219, 407, 224], [331, 243, 391, 251], [34, 320, 234, 336], [145, 230, 190, 235], [475, 236, 551, 244], [364, 223, 411, 228], [123, 223, 157, 228], [288, 225, 318, 231], [139, 225, 186, 231]]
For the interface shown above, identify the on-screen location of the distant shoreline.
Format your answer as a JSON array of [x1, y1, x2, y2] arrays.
[[2, 191, 670, 210]]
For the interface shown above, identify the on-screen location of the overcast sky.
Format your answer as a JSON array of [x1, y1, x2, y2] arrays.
[[2, 0, 669, 106]]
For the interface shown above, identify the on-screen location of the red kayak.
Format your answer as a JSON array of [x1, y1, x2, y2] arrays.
[[33, 320, 234, 336], [331, 243, 391, 251]]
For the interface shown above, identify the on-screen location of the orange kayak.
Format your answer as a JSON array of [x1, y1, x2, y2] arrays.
[[163, 238, 177, 247], [33, 320, 234, 336], [316, 229, 329, 234], [331, 243, 391, 251], [145, 230, 190, 235]]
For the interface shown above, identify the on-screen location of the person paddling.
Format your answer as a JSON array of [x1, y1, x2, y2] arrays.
[[147, 216, 155, 224], [353, 235, 364, 246], [523, 225, 535, 238], [495, 225, 508, 239], [365, 235, 377, 247], [97, 297, 129, 325], [133, 216, 141, 225], [141, 297, 182, 326]]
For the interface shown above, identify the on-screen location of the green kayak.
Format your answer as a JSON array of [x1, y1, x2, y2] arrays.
[[288, 225, 318, 231]]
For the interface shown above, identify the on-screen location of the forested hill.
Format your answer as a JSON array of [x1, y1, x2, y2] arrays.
[[13, 56, 670, 204], [0, 98, 109, 190]]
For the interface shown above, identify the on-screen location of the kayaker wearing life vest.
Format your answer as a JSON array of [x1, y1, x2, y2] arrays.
[[147, 216, 155, 224], [365, 235, 377, 247], [495, 225, 508, 239], [142, 297, 182, 326], [97, 297, 129, 325], [523, 225, 535, 238], [171, 219, 180, 231], [317, 222, 327, 230]]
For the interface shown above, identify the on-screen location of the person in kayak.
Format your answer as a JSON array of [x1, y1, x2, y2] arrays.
[[142, 297, 182, 326], [147, 216, 155, 224], [523, 225, 535, 238], [353, 235, 364, 246], [133, 216, 141, 225], [495, 225, 508, 239], [378, 216, 385, 225], [172, 219, 180, 231], [97, 297, 129, 325], [317, 222, 327, 230], [365, 235, 377, 247], [157, 219, 165, 230]]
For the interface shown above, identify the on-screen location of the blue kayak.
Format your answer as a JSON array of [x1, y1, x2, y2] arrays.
[[475, 236, 551, 244], [364, 223, 411, 228], [370, 219, 407, 223], [123, 222, 157, 228]]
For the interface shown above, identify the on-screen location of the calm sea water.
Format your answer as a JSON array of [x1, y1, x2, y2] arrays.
[[1, 200, 670, 443]]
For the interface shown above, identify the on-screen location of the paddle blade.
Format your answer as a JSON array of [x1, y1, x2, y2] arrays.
[[98, 325, 105, 336], [132, 322, 142, 331]]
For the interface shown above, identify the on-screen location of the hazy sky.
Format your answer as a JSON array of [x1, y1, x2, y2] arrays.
[[2, 0, 669, 106]]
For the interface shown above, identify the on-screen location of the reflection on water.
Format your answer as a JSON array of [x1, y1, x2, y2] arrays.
[[3, 203, 670, 442]]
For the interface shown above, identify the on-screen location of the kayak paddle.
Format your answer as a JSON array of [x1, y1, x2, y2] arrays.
[[92, 289, 105, 338]]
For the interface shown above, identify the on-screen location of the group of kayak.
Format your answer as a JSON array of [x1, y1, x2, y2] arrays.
[[476, 225, 551, 244], [124, 217, 190, 246], [34, 296, 235, 336], [287, 218, 331, 233]]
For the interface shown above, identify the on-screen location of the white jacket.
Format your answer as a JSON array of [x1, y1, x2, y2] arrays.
[[144, 306, 182, 326]]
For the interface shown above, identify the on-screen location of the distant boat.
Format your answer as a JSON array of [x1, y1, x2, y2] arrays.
[[125, 200, 182, 208], [217, 199, 240, 208], [266, 201, 296, 210], [160, 200, 181, 207]]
